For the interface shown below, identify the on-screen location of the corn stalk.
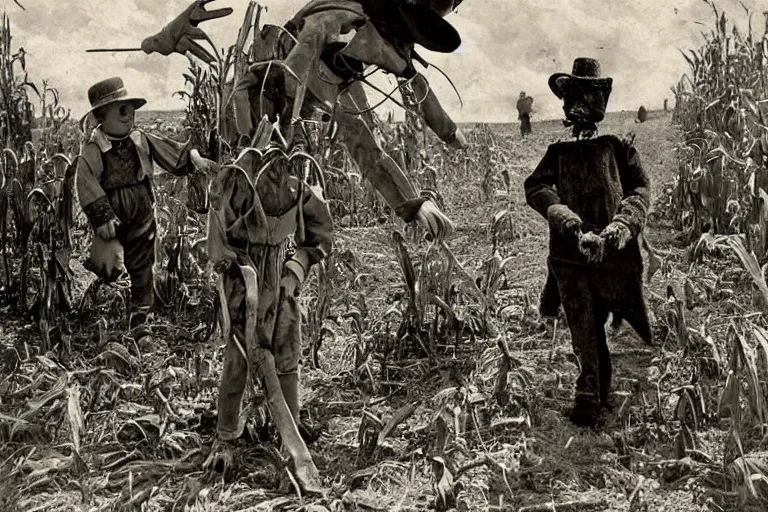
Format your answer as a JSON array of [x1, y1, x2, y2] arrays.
[[672, 1, 768, 261]]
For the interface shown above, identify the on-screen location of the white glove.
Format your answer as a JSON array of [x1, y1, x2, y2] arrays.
[[448, 127, 468, 150], [416, 200, 455, 240], [601, 221, 633, 250]]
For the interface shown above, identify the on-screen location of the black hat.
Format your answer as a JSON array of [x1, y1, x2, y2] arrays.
[[548, 58, 612, 99], [417, 0, 464, 17], [362, 0, 462, 54]]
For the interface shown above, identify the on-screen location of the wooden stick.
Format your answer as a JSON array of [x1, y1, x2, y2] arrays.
[[86, 48, 143, 53]]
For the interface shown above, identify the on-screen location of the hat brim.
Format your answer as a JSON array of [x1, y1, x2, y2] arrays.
[[548, 73, 612, 99], [426, 0, 464, 17], [398, 3, 461, 53], [79, 97, 147, 125]]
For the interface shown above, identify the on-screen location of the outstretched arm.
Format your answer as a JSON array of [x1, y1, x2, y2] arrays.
[[143, 131, 197, 177], [336, 83, 421, 218], [408, 72, 464, 148]]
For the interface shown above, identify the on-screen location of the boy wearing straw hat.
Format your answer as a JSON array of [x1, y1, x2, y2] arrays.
[[76, 77, 208, 341], [524, 58, 653, 427]]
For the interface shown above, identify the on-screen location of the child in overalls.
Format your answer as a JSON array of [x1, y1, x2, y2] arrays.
[[76, 77, 203, 339], [204, 147, 333, 453], [524, 58, 653, 427]]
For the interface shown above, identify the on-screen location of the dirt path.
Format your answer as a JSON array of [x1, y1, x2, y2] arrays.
[[298, 111, 703, 511]]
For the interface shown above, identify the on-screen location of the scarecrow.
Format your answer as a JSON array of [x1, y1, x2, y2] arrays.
[[516, 91, 533, 137], [75, 77, 207, 341], [523, 58, 653, 427], [190, 133, 334, 491], [93, 0, 467, 491], [132, 0, 467, 240], [230, 0, 470, 239]]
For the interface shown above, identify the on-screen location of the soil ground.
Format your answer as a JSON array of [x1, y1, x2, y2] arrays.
[[0, 110, 740, 511]]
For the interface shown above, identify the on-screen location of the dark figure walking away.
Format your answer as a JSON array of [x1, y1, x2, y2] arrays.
[[523, 58, 653, 428], [517, 91, 533, 137]]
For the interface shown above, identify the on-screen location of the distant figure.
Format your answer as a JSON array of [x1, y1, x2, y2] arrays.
[[636, 105, 647, 123], [664, 99, 668, 112], [517, 91, 534, 137]]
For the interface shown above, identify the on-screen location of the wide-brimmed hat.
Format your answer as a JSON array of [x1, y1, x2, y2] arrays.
[[548, 58, 612, 99], [358, 0, 461, 54], [398, 0, 461, 53], [420, 0, 464, 17], [79, 77, 147, 125]]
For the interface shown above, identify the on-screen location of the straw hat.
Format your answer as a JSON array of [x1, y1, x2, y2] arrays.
[[79, 77, 147, 126]]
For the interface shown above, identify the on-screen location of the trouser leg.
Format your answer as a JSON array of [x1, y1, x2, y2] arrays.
[[273, 291, 302, 421], [540, 264, 561, 318], [552, 265, 609, 413], [216, 272, 249, 441], [110, 181, 156, 326], [120, 221, 156, 335], [217, 329, 249, 441]]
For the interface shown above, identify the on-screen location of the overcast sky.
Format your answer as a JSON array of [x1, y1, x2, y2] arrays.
[[2, 0, 763, 122]]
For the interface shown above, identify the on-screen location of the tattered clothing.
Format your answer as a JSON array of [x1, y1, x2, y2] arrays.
[[524, 135, 652, 404], [75, 129, 194, 311], [206, 163, 333, 441]]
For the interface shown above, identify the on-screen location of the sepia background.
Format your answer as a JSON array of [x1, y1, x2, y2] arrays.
[[3, 0, 763, 121]]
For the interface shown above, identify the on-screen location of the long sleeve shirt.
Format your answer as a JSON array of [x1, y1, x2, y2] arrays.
[[75, 128, 195, 228]]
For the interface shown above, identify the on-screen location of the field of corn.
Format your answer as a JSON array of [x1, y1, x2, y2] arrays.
[[2, 1, 768, 511]]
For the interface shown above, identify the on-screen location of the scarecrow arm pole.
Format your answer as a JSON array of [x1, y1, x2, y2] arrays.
[[86, 48, 144, 53]]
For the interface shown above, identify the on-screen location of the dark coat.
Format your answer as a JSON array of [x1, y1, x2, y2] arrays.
[[524, 134, 652, 344]]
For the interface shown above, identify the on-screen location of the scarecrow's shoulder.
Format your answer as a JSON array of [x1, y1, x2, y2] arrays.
[[595, 133, 638, 150], [594, 134, 624, 146], [77, 141, 102, 169]]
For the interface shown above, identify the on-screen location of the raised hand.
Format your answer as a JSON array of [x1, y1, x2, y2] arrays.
[[141, 0, 233, 64]]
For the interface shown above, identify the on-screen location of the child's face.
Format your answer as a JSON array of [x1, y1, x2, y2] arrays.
[[99, 102, 136, 137]]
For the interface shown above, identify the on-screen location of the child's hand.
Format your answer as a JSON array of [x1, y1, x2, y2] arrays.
[[601, 221, 632, 250], [89, 237, 125, 283], [416, 200, 455, 240], [547, 204, 582, 236], [96, 219, 119, 240]]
